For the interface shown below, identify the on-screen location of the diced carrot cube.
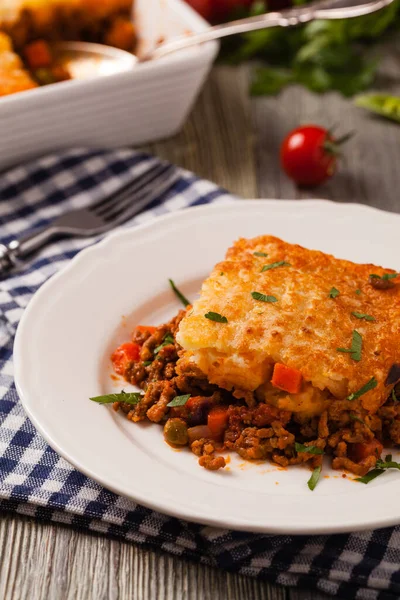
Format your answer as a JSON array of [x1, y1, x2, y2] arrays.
[[135, 325, 157, 335], [24, 40, 52, 70], [207, 406, 229, 440], [348, 439, 383, 463], [271, 363, 303, 394]]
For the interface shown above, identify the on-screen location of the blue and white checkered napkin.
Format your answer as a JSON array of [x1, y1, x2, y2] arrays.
[[1, 149, 400, 600]]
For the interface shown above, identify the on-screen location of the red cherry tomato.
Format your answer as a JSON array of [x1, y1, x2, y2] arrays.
[[281, 125, 339, 187], [185, 0, 253, 21], [185, 0, 213, 19]]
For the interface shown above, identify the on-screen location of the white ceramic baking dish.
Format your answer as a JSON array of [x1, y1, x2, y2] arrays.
[[0, 0, 219, 171]]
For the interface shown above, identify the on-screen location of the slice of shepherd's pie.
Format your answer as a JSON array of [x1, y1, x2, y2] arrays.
[[96, 234, 400, 487], [176, 235, 400, 417]]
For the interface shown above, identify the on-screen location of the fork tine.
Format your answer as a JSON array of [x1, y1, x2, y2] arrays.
[[103, 169, 180, 226], [98, 164, 176, 219], [92, 163, 171, 215]]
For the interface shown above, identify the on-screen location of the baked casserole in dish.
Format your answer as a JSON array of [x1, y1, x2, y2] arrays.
[[0, 0, 136, 96]]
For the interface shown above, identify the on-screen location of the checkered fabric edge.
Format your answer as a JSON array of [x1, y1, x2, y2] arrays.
[[1, 148, 399, 600]]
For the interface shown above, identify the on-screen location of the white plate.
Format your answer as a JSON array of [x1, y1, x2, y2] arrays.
[[14, 200, 400, 535]]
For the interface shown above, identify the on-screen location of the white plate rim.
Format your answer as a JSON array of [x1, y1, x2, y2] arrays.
[[13, 199, 400, 535]]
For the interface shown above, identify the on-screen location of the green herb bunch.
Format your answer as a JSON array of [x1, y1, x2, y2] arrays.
[[220, 0, 400, 96]]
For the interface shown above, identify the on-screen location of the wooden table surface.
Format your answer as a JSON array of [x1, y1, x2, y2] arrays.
[[1, 41, 400, 600]]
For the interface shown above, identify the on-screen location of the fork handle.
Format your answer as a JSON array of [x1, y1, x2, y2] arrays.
[[0, 226, 57, 276]]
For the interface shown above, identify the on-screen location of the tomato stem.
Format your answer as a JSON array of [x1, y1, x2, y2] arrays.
[[323, 130, 354, 157], [335, 131, 355, 146]]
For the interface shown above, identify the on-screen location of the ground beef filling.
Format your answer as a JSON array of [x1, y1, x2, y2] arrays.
[[113, 311, 400, 474]]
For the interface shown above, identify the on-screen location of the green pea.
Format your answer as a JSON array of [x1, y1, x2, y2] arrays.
[[164, 418, 188, 446]]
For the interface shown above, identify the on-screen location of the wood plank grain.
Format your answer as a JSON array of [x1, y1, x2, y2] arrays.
[[252, 39, 400, 210], [145, 65, 258, 199], [0, 513, 288, 600]]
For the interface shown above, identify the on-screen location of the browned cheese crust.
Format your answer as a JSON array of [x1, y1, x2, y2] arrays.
[[176, 235, 400, 415]]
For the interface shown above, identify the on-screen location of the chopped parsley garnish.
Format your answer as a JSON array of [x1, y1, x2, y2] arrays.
[[295, 443, 324, 455], [143, 361, 153, 367], [168, 278, 190, 307], [261, 261, 291, 273], [154, 334, 175, 355], [355, 469, 385, 484], [392, 389, 398, 403], [376, 458, 400, 470], [337, 330, 362, 362], [90, 390, 143, 405], [205, 312, 228, 323], [356, 457, 400, 484], [351, 312, 375, 322], [370, 273, 398, 281], [307, 466, 322, 491], [251, 291, 278, 303], [253, 251, 268, 257], [355, 289, 362, 295], [328, 287, 340, 299], [347, 376, 378, 401], [167, 394, 191, 408]]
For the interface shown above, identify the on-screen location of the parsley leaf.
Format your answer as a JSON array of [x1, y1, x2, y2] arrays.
[[392, 389, 398, 403], [376, 458, 400, 470], [253, 251, 269, 257], [167, 394, 191, 408], [169, 279, 190, 307], [355, 469, 385, 484], [205, 312, 228, 323], [261, 261, 291, 272], [90, 390, 143, 405], [355, 289, 362, 295], [337, 330, 362, 362], [347, 376, 378, 401], [154, 334, 175, 355], [143, 361, 153, 367], [328, 287, 340, 298], [352, 312, 376, 321], [356, 457, 400, 484], [370, 273, 398, 281], [251, 291, 278, 303], [307, 466, 322, 491], [295, 443, 324, 455]]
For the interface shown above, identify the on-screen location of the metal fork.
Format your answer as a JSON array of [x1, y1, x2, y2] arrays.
[[0, 162, 179, 277]]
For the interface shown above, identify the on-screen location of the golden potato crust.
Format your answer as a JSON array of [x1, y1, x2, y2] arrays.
[[176, 235, 400, 414]]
